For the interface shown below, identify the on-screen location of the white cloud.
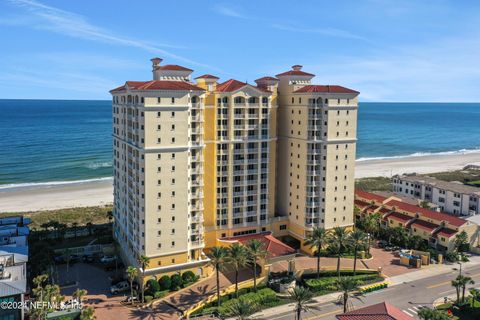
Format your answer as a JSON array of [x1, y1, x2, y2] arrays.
[[271, 24, 369, 42], [213, 3, 251, 19], [6, 0, 214, 68]]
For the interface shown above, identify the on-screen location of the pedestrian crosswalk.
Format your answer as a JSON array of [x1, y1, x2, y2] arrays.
[[402, 305, 425, 317]]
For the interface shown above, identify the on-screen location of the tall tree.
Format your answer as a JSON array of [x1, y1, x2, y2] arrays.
[[454, 231, 469, 253], [227, 243, 249, 298], [469, 288, 480, 307], [304, 227, 329, 278], [227, 299, 257, 320], [288, 286, 316, 320], [348, 230, 367, 276], [451, 277, 461, 303], [137, 255, 150, 304], [330, 227, 351, 277], [73, 288, 87, 304], [417, 307, 450, 320], [246, 239, 267, 292], [207, 246, 229, 307], [126, 266, 138, 305], [336, 277, 360, 313], [457, 275, 475, 302]]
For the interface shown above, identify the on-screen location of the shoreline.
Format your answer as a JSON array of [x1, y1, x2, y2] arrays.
[[1, 152, 480, 213]]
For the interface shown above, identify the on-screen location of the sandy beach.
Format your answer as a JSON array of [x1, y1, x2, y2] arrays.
[[1, 152, 480, 213], [0, 178, 113, 213]]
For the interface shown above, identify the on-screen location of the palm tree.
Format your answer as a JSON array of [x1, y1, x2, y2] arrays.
[[80, 306, 96, 320], [246, 239, 267, 292], [207, 246, 229, 307], [457, 275, 475, 302], [137, 255, 150, 304], [330, 227, 351, 277], [469, 288, 480, 307], [73, 288, 87, 304], [33, 274, 49, 302], [126, 266, 138, 305], [288, 286, 316, 320], [451, 277, 461, 303], [227, 299, 257, 320], [227, 243, 249, 297], [336, 277, 360, 313], [417, 307, 450, 320], [304, 227, 329, 278], [348, 230, 367, 276]]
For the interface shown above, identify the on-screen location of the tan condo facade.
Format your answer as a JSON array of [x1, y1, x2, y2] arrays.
[[110, 58, 359, 275]]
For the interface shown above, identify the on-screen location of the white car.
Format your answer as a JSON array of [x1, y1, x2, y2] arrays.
[[100, 255, 116, 264], [110, 281, 130, 294]]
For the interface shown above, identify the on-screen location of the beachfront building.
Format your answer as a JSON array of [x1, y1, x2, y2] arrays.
[[0, 216, 30, 320], [355, 190, 479, 252], [110, 58, 360, 276], [392, 174, 480, 216], [110, 58, 209, 276], [275, 66, 359, 252]]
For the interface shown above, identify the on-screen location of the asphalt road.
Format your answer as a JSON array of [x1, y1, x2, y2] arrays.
[[266, 263, 480, 320]]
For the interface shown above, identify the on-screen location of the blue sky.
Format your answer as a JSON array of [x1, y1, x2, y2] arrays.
[[1, 0, 480, 101]]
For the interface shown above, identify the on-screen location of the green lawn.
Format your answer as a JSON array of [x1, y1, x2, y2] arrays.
[[355, 177, 392, 192], [0, 205, 113, 229]]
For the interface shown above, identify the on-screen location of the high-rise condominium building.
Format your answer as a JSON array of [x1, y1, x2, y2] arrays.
[[110, 59, 359, 275]]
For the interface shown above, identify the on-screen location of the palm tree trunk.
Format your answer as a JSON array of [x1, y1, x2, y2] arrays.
[[456, 287, 460, 302], [462, 286, 466, 302], [235, 268, 239, 298], [141, 271, 145, 304], [297, 307, 301, 320], [216, 267, 221, 307], [130, 281, 134, 305], [353, 246, 358, 276], [337, 252, 341, 277], [253, 261, 257, 292], [343, 292, 348, 313], [316, 251, 320, 279]]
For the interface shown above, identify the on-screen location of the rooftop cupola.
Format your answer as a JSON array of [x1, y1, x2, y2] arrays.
[[292, 65, 303, 71]]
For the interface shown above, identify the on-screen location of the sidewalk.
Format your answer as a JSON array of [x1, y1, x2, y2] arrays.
[[249, 255, 480, 319]]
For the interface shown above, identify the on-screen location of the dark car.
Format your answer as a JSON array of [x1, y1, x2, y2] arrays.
[[82, 254, 95, 263]]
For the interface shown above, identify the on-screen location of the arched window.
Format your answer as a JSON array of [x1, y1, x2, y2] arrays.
[[262, 97, 268, 104], [191, 96, 199, 103], [248, 97, 258, 104], [234, 97, 245, 104], [222, 97, 229, 103], [316, 97, 322, 106]]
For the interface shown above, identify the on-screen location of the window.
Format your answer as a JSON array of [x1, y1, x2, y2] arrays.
[[171, 124, 175, 130], [171, 111, 175, 117], [157, 97, 161, 103], [280, 224, 287, 230], [171, 241, 175, 247], [157, 112, 161, 117], [171, 97, 175, 104], [172, 166, 175, 171]]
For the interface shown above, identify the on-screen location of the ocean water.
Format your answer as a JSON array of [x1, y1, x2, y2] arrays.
[[0, 100, 479, 187]]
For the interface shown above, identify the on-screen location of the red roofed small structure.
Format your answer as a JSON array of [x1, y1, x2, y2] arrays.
[[293, 85, 359, 94], [336, 302, 414, 320], [156, 64, 193, 72], [220, 232, 295, 260], [216, 79, 270, 93]]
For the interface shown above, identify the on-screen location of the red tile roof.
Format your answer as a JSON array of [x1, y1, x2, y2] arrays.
[[194, 74, 219, 80], [276, 70, 315, 77], [336, 302, 414, 320], [216, 79, 270, 93], [366, 205, 380, 213], [294, 85, 359, 94], [436, 228, 457, 238], [255, 76, 278, 81], [411, 219, 438, 232], [157, 64, 193, 71], [385, 200, 466, 227], [355, 190, 388, 203], [379, 207, 392, 214], [354, 199, 371, 210], [222, 232, 295, 258], [110, 80, 204, 93], [385, 212, 412, 224]]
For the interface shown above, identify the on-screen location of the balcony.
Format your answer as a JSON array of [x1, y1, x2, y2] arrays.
[[191, 215, 204, 223], [191, 192, 204, 199], [191, 103, 201, 109], [190, 239, 205, 248], [191, 114, 203, 122]]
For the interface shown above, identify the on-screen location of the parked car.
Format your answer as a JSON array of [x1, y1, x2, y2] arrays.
[[101, 255, 116, 264], [82, 254, 95, 263], [110, 281, 130, 294], [377, 240, 388, 248], [123, 296, 139, 303]]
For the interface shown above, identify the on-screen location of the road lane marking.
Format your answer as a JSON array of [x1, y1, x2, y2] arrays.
[[438, 289, 456, 295], [408, 308, 418, 314], [403, 310, 413, 316], [427, 272, 480, 289]]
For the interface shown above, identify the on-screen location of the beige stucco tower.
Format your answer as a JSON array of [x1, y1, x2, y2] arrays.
[[275, 65, 360, 252]]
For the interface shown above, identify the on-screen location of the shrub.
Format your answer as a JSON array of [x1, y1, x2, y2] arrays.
[[305, 274, 380, 292], [154, 290, 168, 299], [147, 279, 160, 293], [218, 288, 277, 316], [182, 271, 196, 283], [145, 295, 153, 303], [158, 275, 171, 291], [170, 274, 183, 290]]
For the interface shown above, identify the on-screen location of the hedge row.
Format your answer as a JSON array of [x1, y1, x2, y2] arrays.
[[305, 274, 380, 292], [302, 269, 378, 280], [146, 271, 199, 297]]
